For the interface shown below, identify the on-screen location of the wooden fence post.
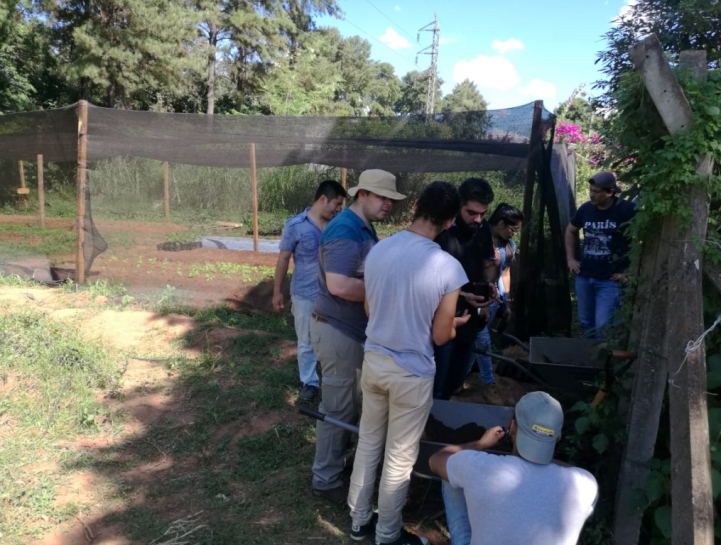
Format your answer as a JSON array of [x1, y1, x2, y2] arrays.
[[37, 154, 45, 228], [341, 167, 347, 190], [613, 225, 671, 543], [664, 50, 714, 545], [163, 161, 170, 219], [76, 100, 88, 284], [17, 160, 28, 207], [615, 35, 714, 544], [250, 143, 259, 252]]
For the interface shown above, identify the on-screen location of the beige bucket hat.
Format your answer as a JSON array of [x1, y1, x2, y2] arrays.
[[347, 169, 407, 201]]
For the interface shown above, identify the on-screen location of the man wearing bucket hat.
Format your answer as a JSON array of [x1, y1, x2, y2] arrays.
[[429, 391, 598, 545], [565, 171, 636, 339], [310, 169, 406, 504]]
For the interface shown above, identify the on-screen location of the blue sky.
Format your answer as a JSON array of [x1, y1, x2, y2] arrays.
[[316, 0, 634, 110]]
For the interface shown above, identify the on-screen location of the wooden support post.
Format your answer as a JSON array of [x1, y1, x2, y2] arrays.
[[614, 226, 671, 543], [75, 100, 88, 284], [37, 154, 45, 228], [615, 36, 714, 545], [250, 143, 259, 252], [665, 50, 714, 545], [18, 160, 25, 188], [163, 161, 170, 219], [18, 160, 28, 208], [515, 100, 544, 339], [341, 167, 347, 190]]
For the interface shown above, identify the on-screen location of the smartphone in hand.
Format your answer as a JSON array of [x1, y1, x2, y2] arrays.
[[472, 282, 493, 300]]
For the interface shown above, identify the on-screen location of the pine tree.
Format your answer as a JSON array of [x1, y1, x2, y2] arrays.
[[54, 0, 200, 108], [441, 79, 487, 113]]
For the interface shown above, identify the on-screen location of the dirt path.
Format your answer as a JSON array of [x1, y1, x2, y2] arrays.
[[1, 279, 534, 545], [0, 287, 295, 545]]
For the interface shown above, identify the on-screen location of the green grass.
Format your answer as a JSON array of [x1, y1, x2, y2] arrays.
[[0, 224, 76, 262], [0, 293, 438, 544], [0, 273, 36, 287], [53, 304, 345, 544], [0, 308, 122, 544]]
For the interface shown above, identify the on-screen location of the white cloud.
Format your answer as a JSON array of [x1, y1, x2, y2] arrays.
[[394, 5, 401, 11], [518, 79, 557, 101], [491, 38, 524, 54], [439, 35, 463, 45], [379, 27, 410, 50], [453, 56, 521, 91]]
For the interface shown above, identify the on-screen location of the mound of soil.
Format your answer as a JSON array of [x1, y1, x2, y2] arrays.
[[156, 241, 203, 252]]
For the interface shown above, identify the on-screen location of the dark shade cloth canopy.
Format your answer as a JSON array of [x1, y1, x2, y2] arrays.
[[0, 101, 569, 339], [0, 102, 552, 173]]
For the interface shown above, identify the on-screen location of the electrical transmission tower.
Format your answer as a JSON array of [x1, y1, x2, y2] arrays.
[[416, 14, 440, 116]]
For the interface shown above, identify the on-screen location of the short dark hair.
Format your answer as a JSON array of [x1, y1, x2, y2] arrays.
[[413, 181, 461, 227], [488, 203, 524, 226], [459, 177, 494, 206], [314, 180, 347, 202]]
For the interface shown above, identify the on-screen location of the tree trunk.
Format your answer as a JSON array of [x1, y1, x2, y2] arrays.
[[206, 20, 217, 116]]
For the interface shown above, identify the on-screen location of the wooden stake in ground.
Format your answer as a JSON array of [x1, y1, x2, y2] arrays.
[[76, 100, 88, 284], [250, 143, 259, 252], [37, 154, 45, 228], [18, 160, 25, 189], [617, 35, 714, 545], [17, 160, 29, 208], [163, 161, 170, 219]]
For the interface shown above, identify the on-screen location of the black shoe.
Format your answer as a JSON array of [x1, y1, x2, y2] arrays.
[[376, 529, 429, 545], [351, 512, 378, 541], [299, 384, 318, 400], [312, 484, 348, 505]]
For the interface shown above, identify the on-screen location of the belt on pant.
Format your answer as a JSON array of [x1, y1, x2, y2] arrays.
[[312, 313, 329, 324]]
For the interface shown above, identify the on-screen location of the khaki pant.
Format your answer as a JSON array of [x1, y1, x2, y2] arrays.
[[348, 351, 434, 544], [310, 318, 364, 490]]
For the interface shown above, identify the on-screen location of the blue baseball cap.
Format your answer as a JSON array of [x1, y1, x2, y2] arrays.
[[515, 391, 563, 465], [589, 171, 621, 193]]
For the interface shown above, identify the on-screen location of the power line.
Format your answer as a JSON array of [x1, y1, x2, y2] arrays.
[[341, 17, 417, 71], [362, 0, 416, 42], [417, 15, 440, 115]]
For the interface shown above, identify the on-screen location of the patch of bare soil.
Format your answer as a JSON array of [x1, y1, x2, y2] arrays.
[[0, 289, 287, 545], [1, 213, 282, 309]]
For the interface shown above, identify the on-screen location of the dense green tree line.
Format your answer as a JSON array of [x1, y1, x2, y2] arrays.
[[0, 0, 486, 116]]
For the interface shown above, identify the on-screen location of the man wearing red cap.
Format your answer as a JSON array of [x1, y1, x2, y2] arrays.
[[564, 171, 636, 339]]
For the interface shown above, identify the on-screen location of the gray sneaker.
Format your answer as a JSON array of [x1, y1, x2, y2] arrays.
[[299, 384, 318, 400]]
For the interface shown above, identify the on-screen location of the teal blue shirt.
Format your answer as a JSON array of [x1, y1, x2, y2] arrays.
[[313, 207, 378, 342]]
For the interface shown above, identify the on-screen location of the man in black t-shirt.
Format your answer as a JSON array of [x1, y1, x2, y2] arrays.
[[433, 178, 498, 399], [565, 172, 636, 339]]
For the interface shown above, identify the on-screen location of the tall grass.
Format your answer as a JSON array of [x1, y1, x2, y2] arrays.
[[1, 156, 527, 228]]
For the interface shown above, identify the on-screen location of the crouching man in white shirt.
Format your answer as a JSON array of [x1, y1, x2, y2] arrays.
[[430, 391, 599, 545]]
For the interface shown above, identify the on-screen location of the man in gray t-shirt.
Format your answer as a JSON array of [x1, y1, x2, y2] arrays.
[[347, 182, 469, 545], [310, 170, 406, 504], [430, 392, 598, 545]]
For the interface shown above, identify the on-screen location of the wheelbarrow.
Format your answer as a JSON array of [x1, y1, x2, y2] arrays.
[[476, 335, 637, 400], [299, 399, 514, 482]]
